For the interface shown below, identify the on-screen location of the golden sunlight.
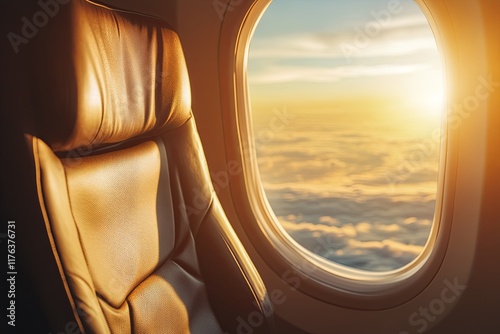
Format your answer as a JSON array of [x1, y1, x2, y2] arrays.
[[410, 69, 445, 119]]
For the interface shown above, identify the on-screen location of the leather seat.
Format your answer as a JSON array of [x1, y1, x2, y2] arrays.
[[4, 0, 273, 333]]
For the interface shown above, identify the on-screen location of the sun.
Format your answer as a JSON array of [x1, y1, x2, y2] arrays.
[[412, 69, 446, 119], [424, 89, 446, 117]]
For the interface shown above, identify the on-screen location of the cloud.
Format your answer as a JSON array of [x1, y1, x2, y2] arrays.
[[249, 63, 428, 84], [253, 124, 439, 271], [249, 13, 439, 84], [250, 16, 434, 59], [319, 216, 341, 226], [279, 217, 428, 272]]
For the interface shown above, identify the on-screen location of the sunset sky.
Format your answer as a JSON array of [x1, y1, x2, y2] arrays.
[[249, 0, 444, 116], [247, 0, 444, 271]]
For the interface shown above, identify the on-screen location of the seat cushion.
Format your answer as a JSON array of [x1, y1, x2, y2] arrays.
[[30, 131, 223, 333]]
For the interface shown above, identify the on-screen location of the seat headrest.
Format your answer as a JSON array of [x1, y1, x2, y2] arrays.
[[28, 0, 191, 152]]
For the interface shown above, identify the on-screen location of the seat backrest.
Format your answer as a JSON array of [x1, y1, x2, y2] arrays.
[[12, 0, 273, 333]]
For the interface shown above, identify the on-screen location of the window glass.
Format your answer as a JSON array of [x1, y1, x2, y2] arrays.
[[248, 0, 444, 272]]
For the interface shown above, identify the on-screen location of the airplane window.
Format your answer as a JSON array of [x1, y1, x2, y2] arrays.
[[247, 0, 444, 272]]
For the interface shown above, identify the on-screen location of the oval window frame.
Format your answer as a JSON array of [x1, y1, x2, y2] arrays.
[[219, 0, 465, 310]]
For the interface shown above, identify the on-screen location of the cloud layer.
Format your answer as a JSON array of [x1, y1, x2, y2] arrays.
[[255, 113, 439, 272]]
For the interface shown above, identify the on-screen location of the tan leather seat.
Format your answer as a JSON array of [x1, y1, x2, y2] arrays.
[[4, 0, 273, 333]]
